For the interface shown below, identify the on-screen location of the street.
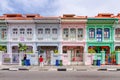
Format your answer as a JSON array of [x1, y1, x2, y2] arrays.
[[0, 71, 120, 80]]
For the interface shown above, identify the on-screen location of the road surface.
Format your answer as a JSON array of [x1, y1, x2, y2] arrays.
[[0, 71, 120, 80]]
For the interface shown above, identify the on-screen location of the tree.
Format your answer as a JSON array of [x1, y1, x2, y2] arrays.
[[18, 43, 27, 53], [0, 45, 7, 52]]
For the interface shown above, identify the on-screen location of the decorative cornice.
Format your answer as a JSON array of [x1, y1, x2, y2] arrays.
[[6, 20, 34, 24], [34, 19, 60, 24], [61, 19, 87, 24], [87, 18, 118, 24]]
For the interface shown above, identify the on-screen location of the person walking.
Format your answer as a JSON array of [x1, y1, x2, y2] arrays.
[[39, 55, 44, 67], [23, 54, 27, 65], [23, 54, 27, 61]]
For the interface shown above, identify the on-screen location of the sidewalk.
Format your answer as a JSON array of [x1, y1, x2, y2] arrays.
[[1, 65, 120, 71]]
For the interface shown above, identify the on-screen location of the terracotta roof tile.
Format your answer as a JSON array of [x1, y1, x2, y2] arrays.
[[0, 16, 5, 19], [34, 16, 59, 19], [95, 13, 114, 18], [25, 14, 40, 18], [61, 14, 87, 19]]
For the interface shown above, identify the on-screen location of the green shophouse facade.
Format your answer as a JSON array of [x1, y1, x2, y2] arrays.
[[87, 14, 118, 64]]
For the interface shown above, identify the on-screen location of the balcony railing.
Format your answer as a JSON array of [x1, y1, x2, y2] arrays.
[[52, 34, 58, 40], [104, 38, 110, 41], [37, 35, 44, 40], [77, 38, 83, 41], [88, 38, 96, 41], [12, 35, 19, 41], [37, 34, 58, 41], [26, 35, 33, 41], [11, 35, 33, 41]]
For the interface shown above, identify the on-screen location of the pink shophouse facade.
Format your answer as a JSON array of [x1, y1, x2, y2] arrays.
[[61, 14, 87, 65]]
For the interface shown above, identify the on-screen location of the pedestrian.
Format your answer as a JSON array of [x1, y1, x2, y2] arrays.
[[39, 55, 44, 67], [23, 54, 27, 65], [23, 54, 27, 60]]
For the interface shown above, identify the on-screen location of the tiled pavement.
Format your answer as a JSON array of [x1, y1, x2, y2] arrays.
[[0, 65, 120, 71]]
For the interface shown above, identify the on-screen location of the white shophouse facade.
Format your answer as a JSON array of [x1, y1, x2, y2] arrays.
[[34, 17, 61, 65], [6, 19, 36, 54]]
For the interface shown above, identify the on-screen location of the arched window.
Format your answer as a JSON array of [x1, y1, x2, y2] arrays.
[[45, 28, 50, 34], [70, 28, 76, 35], [115, 28, 120, 38], [13, 28, 18, 34], [115, 28, 120, 34], [89, 28, 95, 38], [38, 28, 43, 34], [20, 28, 25, 34], [104, 28, 110, 38], [1, 28, 7, 39], [52, 28, 57, 34], [96, 28, 102, 42], [78, 28, 83, 38], [63, 28, 69, 38], [27, 28, 32, 34]]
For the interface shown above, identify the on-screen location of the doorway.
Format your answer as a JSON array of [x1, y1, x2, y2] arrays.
[[88, 46, 112, 65], [37, 46, 58, 65], [63, 46, 84, 64]]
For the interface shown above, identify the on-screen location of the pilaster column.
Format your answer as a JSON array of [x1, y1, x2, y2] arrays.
[[7, 43, 12, 54], [7, 24, 11, 41], [102, 27, 104, 41], [116, 51, 120, 65], [67, 50, 71, 65], [83, 44, 88, 65], [58, 44, 62, 54], [101, 51, 105, 65], [33, 43, 37, 54], [114, 27, 116, 41], [60, 27, 63, 42], [33, 24, 36, 41], [76, 28, 78, 41]]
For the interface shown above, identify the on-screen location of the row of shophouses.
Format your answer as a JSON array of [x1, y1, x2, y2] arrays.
[[0, 13, 120, 66]]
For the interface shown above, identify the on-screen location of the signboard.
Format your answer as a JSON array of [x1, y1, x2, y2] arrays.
[[2, 54, 11, 64]]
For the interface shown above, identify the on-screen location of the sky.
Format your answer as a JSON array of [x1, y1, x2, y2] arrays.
[[0, 0, 120, 17]]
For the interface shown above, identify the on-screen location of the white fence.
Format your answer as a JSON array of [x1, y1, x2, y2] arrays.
[[51, 53, 71, 66], [0, 53, 39, 66], [0, 52, 86, 66]]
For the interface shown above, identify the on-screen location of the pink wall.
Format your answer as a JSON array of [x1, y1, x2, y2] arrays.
[[61, 23, 86, 42]]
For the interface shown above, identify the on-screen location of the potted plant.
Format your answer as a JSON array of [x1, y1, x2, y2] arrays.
[[88, 48, 96, 65], [18, 43, 28, 66], [88, 48, 96, 60], [88, 48, 96, 54]]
